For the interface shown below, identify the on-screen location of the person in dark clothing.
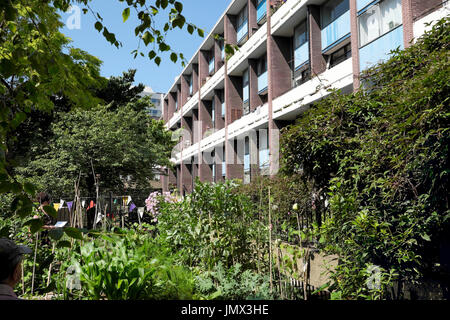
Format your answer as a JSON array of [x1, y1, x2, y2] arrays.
[[0, 238, 32, 300]]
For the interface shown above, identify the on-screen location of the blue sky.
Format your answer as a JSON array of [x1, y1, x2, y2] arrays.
[[60, 0, 230, 93]]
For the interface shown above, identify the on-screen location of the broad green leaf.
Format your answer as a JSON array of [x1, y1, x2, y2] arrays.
[[122, 8, 130, 22]]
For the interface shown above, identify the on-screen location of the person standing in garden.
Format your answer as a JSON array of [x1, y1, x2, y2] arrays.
[[0, 238, 33, 300]]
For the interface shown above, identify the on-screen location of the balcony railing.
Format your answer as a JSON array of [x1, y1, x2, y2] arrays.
[[321, 10, 351, 51], [294, 42, 309, 70], [257, 0, 267, 22], [359, 25, 403, 71], [258, 71, 268, 93]]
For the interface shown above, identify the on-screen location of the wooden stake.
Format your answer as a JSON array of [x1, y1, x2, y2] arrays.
[[31, 232, 39, 295]]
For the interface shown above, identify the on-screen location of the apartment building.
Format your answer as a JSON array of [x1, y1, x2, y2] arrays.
[[162, 0, 449, 195]]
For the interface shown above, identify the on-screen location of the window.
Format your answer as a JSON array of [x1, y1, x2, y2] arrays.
[[220, 40, 225, 61], [175, 96, 178, 111], [222, 146, 226, 177], [257, 0, 266, 23], [257, 55, 268, 93], [243, 68, 249, 104], [359, 0, 402, 47], [209, 51, 215, 75], [321, 0, 349, 28], [244, 136, 250, 173], [221, 91, 225, 119], [330, 43, 351, 67], [294, 20, 309, 69], [237, 5, 248, 43], [189, 74, 193, 95]]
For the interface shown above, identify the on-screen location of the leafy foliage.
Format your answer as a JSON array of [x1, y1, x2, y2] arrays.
[[14, 103, 174, 196], [195, 262, 274, 300], [279, 18, 450, 299], [158, 180, 268, 271]]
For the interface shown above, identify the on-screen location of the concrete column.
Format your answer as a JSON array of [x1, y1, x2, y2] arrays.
[[402, 0, 414, 48], [192, 63, 199, 95], [226, 137, 244, 181], [181, 74, 189, 107], [269, 36, 292, 99], [215, 38, 224, 71], [181, 116, 193, 146], [168, 92, 176, 120], [181, 162, 192, 195], [168, 167, 177, 190], [199, 50, 209, 88], [307, 5, 327, 77], [226, 75, 243, 125], [249, 0, 258, 37], [199, 99, 213, 139], [248, 58, 263, 112], [349, 0, 360, 90], [214, 90, 225, 130], [199, 151, 213, 183], [176, 84, 181, 112], [161, 170, 169, 193], [163, 99, 169, 122], [224, 14, 237, 47]]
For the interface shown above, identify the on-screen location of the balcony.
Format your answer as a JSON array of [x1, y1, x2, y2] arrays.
[[258, 71, 268, 93], [321, 10, 351, 52], [294, 42, 309, 70], [359, 26, 403, 71], [257, 0, 267, 23], [273, 58, 353, 119]]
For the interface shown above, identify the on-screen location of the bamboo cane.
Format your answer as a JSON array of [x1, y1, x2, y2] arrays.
[[31, 232, 39, 295], [268, 187, 273, 293]]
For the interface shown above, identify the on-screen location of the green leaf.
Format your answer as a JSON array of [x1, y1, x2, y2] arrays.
[[56, 240, 71, 249], [155, 57, 161, 66], [198, 28, 204, 37], [94, 21, 103, 32], [148, 50, 156, 59], [142, 31, 154, 46], [421, 234, 431, 241], [170, 52, 178, 63], [122, 7, 130, 22], [23, 182, 36, 195], [174, 2, 183, 13], [49, 228, 64, 241], [43, 205, 58, 219], [24, 219, 44, 234], [64, 227, 83, 240]]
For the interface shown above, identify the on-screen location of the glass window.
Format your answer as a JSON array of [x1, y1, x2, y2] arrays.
[[244, 137, 250, 172], [359, 0, 402, 47], [237, 5, 248, 42], [330, 43, 352, 67], [257, 55, 267, 76], [294, 20, 309, 68], [189, 74, 193, 95], [321, 0, 349, 28], [257, 0, 267, 22], [243, 68, 249, 103]]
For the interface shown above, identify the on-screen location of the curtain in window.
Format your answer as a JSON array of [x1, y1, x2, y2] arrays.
[[380, 0, 402, 34], [359, 6, 380, 46]]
